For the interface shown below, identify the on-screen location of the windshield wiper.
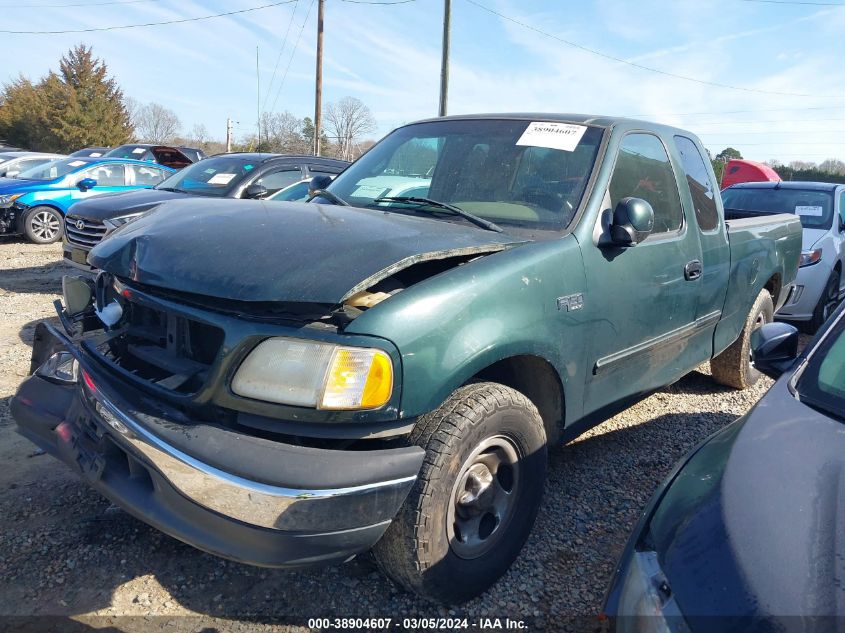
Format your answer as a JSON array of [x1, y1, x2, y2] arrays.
[[156, 187, 186, 193], [374, 196, 503, 233], [309, 189, 349, 206]]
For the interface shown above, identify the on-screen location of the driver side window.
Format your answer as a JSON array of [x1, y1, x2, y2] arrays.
[[608, 134, 683, 234], [79, 164, 126, 187], [839, 191, 845, 229]]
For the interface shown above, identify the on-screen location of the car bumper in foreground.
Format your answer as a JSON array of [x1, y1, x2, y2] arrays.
[[12, 324, 424, 568]]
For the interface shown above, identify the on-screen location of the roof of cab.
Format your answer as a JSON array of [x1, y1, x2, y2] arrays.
[[410, 112, 697, 136]]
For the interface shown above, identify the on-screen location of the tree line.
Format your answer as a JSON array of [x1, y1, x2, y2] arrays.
[[0, 45, 377, 161], [711, 147, 845, 185]]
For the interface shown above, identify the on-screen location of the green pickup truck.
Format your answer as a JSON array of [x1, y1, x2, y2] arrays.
[[12, 114, 801, 604]]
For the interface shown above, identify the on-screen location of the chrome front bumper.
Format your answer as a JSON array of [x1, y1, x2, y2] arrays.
[[12, 324, 424, 567]]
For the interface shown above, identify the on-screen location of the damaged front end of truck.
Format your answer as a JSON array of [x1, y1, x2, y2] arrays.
[[10, 197, 522, 569]]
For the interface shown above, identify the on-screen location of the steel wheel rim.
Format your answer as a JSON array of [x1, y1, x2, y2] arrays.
[[31, 211, 60, 241], [447, 435, 521, 560]]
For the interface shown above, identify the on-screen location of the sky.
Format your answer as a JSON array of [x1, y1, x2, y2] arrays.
[[3, 0, 845, 164]]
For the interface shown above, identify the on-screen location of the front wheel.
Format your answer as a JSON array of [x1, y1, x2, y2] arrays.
[[808, 269, 841, 333], [373, 382, 547, 604], [711, 289, 773, 389], [24, 206, 63, 244]]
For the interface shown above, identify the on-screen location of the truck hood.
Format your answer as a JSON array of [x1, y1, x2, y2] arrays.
[[89, 198, 522, 304], [802, 227, 829, 251], [649, 377, 845, 619], [69, 188, 188, 221]]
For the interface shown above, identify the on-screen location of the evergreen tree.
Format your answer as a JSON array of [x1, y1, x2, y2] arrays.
[[0, 45, 132, 152]]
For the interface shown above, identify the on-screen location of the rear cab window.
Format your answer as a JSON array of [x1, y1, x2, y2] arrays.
[[673, 135, 720, 231]]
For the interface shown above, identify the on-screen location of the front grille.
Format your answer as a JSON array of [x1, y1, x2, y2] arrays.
[[65, 215, 108, 248], [89, 290, 225, 396]]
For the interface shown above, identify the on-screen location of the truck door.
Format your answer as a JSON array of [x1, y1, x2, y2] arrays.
[[673, 135, 730, 363], [579, 132, 701, 415]]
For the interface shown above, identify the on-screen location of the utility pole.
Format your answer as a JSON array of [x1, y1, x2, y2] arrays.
[[226, 117, 233, 153], [438, 0, 451, 117], [314, 0, 324, 156]]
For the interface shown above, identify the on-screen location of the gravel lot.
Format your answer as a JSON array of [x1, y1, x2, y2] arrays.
[[0, 238, 781, 632]]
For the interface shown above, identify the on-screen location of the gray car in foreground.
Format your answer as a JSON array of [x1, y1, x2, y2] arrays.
[[603, 302, 845, 631], [723, 181, 845, 332]]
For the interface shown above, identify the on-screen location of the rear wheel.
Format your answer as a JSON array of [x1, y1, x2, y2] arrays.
[[24, 206, 63, 244], [808, 269, 841, 333], [373, 382, 547, 604], [711, 289, 773, 389]]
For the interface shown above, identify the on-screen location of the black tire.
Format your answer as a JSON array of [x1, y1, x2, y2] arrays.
[[808, 269, 841, 334], [711, 289, 774, 389], [24, 206, 63, 244], [372, 382, 547, 604]]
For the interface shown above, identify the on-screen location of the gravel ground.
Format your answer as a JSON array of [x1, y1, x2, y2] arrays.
[[0, 238, 789, 632]]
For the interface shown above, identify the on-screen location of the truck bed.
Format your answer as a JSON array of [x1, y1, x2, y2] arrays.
[[713, 212, 802, 357]]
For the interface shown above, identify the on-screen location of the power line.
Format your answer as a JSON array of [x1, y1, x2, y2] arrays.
[[739, 0, 845, 6], [1, 0, 163, 7], [698, 129, 845, 135], [262, 0, 299, 112], [463, 0, 843, 98], [627, 105, 845, 117], [0, 0, 296, 34], [268, 0, 315, 114]]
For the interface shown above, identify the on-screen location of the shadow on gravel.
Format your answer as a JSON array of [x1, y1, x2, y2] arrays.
[[18, 317, 61, 348], [0, 261, 65, 295], [0, 388, 742, 631]]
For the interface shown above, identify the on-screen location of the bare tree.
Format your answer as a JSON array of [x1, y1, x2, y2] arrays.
[[258, 111, 310, 153], [323, 97, 376, 161], [134, 102, 181, 144]]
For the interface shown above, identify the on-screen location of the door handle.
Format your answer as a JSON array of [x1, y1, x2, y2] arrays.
[[684, 259, 703, 281]]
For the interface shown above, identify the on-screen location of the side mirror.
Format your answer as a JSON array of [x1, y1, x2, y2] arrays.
[[751, 322, 800, 379], [610, 197, 654, 246], [77, 178, 97, 192], [6, 170, 19, 178], [244, 183, 269, 199], [309, 175, 333, 197]]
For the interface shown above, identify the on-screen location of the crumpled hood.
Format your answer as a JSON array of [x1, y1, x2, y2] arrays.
[[649, 377, 845, 619], [68, 188, 188, 221], [89, 198, 522, 304]]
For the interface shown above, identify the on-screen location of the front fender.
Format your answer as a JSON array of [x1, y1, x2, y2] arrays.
[[346, 236, 590, 423]]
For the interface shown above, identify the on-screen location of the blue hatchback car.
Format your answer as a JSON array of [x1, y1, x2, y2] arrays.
[[0, 156, 175, 243]]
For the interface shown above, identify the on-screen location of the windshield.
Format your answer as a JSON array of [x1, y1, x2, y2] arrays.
[[325, 119, 604, 232], [105, 145, 151, 160], [721, 187, 834, 229], [797, 312, 845, 421], [16, 157, 89, 181], [155, 155, 253, 196]]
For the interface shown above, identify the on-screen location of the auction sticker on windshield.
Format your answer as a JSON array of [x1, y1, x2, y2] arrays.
[[208, 173, 236, 185], [516, 122, 587, 152], [796, 205, 824, 217]]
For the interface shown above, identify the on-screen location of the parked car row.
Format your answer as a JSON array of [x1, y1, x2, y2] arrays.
[[0, 144, 316, 244]]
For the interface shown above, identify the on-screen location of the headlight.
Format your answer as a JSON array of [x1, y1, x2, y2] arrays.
[[103, 212, 146, 231], [231, 337, 393, 410], [615, 550, 688, 633], [0, 193, 23, 208], [799, 248, 823, 267]]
